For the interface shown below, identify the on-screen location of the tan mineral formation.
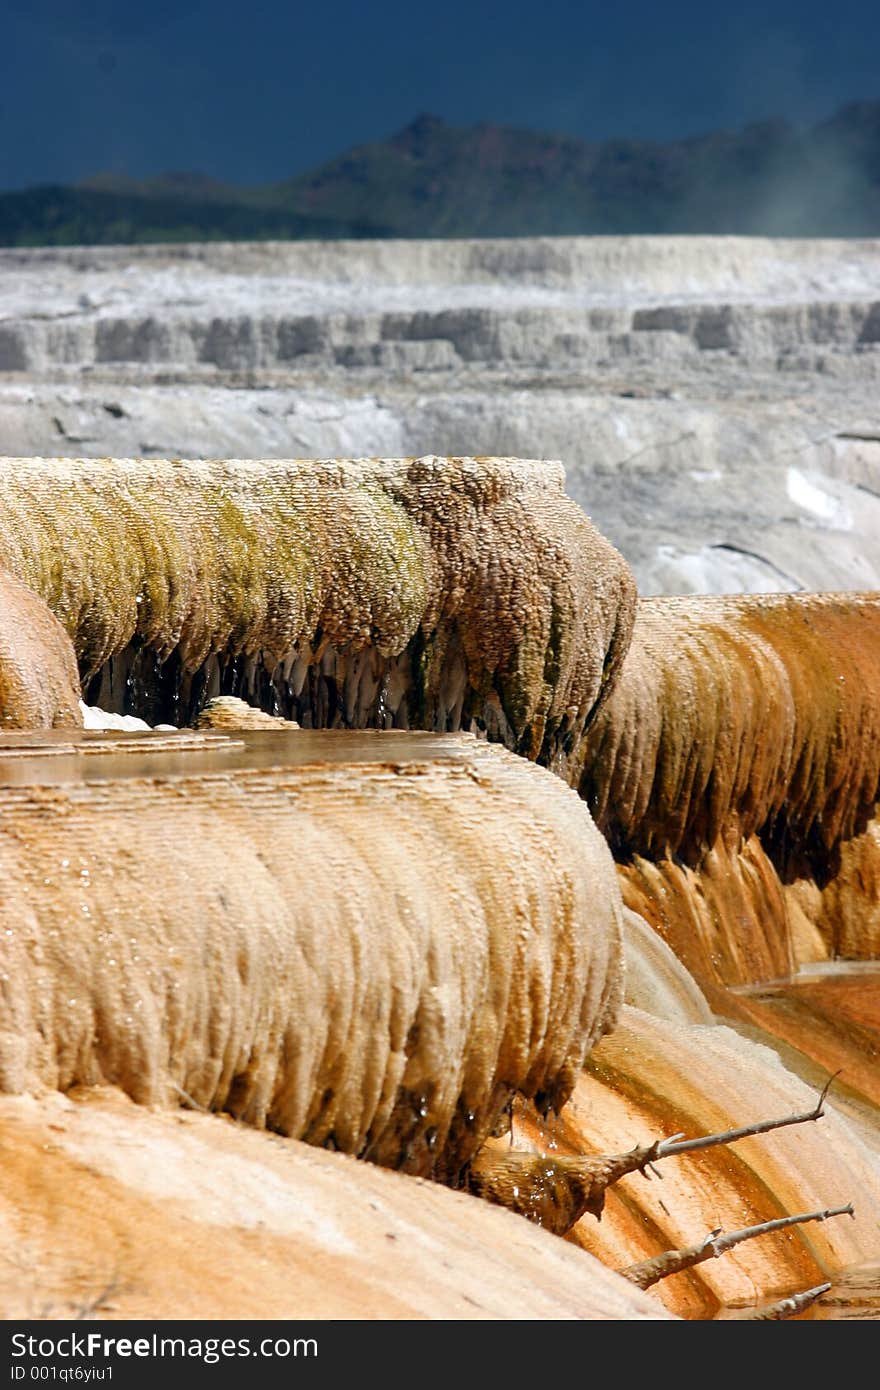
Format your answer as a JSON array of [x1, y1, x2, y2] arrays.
[[0, 728, 623, 1184], [581, 592, 880, 863], [0, 1088, 672, 1321], [572, 587, 880, 1181], [1, 457, 879, 1322], [193, 695, 300, 730], [579, 592, 880, 992], [3, 236, 880, 600], [466, 902, 880, 1318], [795, 819, 880, 960], [0, 568, 82, 731], [0, 455, 636, 771], [465, 588, 880, 1318]]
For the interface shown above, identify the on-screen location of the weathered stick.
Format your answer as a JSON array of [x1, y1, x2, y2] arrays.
[[653, 1071, 840, 1162], [737, 1282, 831, 1320], [466, 1140, 669, 1233], [620, 1203, 854, 1289]]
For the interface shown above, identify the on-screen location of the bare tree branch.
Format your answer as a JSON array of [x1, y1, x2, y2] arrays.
[[655, 1072, 840, 1161], [170, 1080, 208, 1112], [737, 1282, 831, 1320], [466, 1073, 843, 1235], [466, 1139, 671, 1233], [72, 1275, 125, 1321], [620, 1203, 854, 1289]]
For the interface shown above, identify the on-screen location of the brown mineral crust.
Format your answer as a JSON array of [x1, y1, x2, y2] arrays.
[[0, 456, 637, 768], [0, 568, 83, 730], [580, 592, 880, 863], [620, 821, 880, 988], [575, 592, 880, 981], [0, 731, 624, 1182], [617, 835, 799, 990], [801, 817, 880, 958], [194, 695, 300, 730]]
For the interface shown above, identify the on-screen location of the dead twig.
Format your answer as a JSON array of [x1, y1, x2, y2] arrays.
[[654, 1071, 840, 1162], [467, 1072, 842, 1235], [170, 1080, 208, 1112], [620, 1202, 854, 1289], [736, 1282, 831, 1320], [72, 1275, 126, 1321]]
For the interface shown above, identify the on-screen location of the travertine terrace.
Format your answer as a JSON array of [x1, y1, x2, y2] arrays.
[[0, 729, 624, 1182], [0, 454, 636, 770], [579, 592, 880, 995], [1, 236, 880, 1318]]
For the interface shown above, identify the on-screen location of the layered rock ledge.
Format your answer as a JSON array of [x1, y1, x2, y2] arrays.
[[579, 591, 880, 988], [0, 728, 624, 1183], [2, 236, 878, 596], [0, 455, 636, 773]]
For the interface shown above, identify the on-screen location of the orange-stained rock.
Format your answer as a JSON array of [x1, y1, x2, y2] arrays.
[[581, 592, 880, 861], [798, 817, 880, 959], [498, 1005, 880, 1319], [618, 835, 802, 991], [579, 592, 880, 988], [0, 1088, 674, 1321]]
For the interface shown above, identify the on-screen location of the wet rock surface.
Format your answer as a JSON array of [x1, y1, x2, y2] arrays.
[[0, 454, 636, 772], [0, 1088, 673, 1320], [0, 729, 623, 1183]]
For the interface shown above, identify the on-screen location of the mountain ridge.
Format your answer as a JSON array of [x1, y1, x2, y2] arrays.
[[3, 101, 879, 245]]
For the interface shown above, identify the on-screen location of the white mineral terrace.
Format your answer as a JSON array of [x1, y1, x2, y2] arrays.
[[1, 236, 878, 597], [3, 235, 880, 310]]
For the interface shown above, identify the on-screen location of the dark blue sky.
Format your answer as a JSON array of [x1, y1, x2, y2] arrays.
[[3, 0, 878, 190]]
